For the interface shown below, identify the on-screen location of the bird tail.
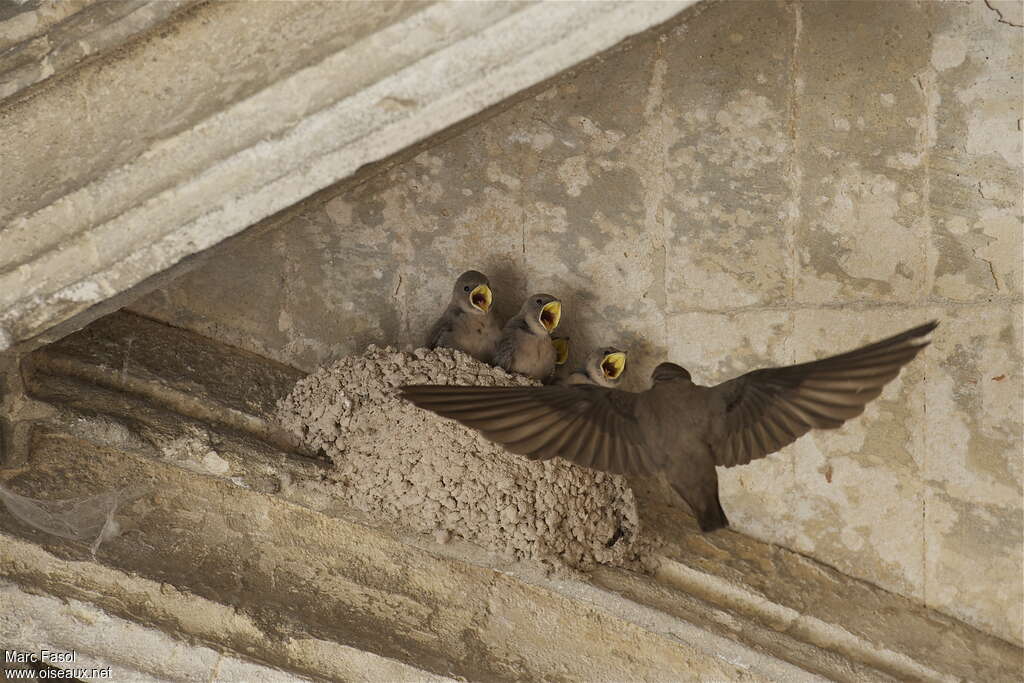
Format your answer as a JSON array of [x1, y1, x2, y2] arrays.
[[668, 474, 730, 532], [698, 499, 730, 532]]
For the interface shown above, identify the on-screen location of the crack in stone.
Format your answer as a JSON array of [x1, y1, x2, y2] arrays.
[[980, 254, 1002, 291], [970, 240, 1003, 290], [983, 0, 1024, 28]]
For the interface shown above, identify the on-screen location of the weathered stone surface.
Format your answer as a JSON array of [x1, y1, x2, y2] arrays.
[[794, 1, 933, 305], [642, 490, 1024, 682], [928, 1, 1023, 301], [0, 583, 319, 682], [922, 304, 1023, 641], [663, 0, 796, 311], [787, 308, 932, 601], [0, 0, 695, 350], [0, 429, 798, 682], [131, 0, 1023, 645], [516, 39, 670, 390], [0, 0, 198, 101], [29, 311, 304, 448]]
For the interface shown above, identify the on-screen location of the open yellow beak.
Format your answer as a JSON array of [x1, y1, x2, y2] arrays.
[[552, 337, 570, 365], [540, 300, 561, 332], [470, 284, 492, 313], [601, 352, 626, 380]]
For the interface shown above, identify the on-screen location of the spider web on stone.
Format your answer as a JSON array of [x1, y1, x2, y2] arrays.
[[0, 485, 149, 557]]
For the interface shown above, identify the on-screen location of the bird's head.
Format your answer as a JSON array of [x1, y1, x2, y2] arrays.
[[452, 270, 492, 314], [651, 362, 691, 384], [589, 347, 626, 387], [522, 294, 561, 334]]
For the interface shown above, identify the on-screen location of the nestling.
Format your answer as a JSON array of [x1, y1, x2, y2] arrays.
[[425, 270, 502, 363], [493, 294, 562, 381]]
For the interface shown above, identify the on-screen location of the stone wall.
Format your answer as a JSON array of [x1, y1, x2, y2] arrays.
[[131, 0, 1023, 645]]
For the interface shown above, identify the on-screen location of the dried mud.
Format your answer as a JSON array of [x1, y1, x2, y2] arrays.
[[276, 345, 648, 571]]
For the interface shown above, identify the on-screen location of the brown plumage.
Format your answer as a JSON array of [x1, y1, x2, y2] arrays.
[[426, 270, 502, 363], [493, 294, 562, 380], [561, 347, 627, 388], [401, 321, 937, 532]]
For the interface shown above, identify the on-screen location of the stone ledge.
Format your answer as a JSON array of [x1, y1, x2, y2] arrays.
[[636, 488, 1024, 682], [0, 0, 696, 350], [0, 0, 199, 101], [0, 547, 450, 683], [0, 582, 319, 683], [1, 430, 808, 682], [25, 311, 308, 455]]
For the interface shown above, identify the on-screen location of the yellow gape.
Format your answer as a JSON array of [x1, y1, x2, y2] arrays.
[[552, 337, 570, 366], [469, 284, 492, 312], [540, 300, 561, 332], [601, 351, 626, 380]]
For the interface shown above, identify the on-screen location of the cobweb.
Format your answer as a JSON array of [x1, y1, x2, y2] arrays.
[[0, 485, 149, 558]]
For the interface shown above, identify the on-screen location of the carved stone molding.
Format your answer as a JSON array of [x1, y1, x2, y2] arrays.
[[0, 0, 695, 351]]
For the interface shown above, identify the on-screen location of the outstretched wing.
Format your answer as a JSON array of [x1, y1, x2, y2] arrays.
[[399, 384, 662, 476], [709, 321, 937, 467]]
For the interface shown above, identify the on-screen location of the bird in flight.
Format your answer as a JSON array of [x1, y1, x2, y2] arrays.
[[401, 321, 937, 532]]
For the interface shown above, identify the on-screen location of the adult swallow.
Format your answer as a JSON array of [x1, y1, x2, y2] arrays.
[[402, 321, 937, 532]]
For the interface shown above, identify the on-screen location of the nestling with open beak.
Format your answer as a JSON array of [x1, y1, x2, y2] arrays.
[[493, 294, 562, 381], [403, 321, 937, 533], [562, 347, 627, 388], [426, 270, 502, 363]]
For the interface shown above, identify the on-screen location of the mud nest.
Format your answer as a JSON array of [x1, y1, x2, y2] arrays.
[[275, 345, 648, 571]]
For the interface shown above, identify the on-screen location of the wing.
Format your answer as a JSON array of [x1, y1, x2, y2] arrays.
[[399, 384, 662, 476], [425, 312, 454, 350], [492, 321, 524, 371], [709, 321, 937, 467]]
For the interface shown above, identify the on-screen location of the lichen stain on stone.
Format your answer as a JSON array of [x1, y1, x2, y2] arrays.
[[664, 87, 791, 310], [932, 220, 1009, 301], [972, 207, 1022, 292], [800, 167, 928, 302], [555, 155, 591, 197], [925, 491, 1023, 640], [792, 445, 925, 600], [958, 81, 1022, 167], [484, 161, 521, 192], [928, 312, 1022, 510], [671, 90, 788, 176], [931, 33, 969, 71], [323, 195, 353, 228]]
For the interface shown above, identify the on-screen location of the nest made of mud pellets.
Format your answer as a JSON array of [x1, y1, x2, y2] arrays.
[[276, 345, 649, 571]]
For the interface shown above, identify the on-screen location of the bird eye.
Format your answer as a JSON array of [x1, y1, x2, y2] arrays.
[[464, 286, 471, 292], [535, 298, 542, 305]]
